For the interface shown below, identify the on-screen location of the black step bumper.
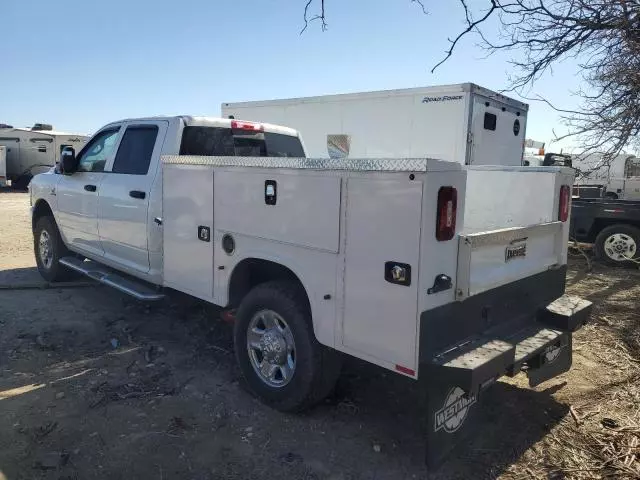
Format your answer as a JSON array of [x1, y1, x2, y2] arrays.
[[418, 267, 592, 468], [425, 294, 592, 393]]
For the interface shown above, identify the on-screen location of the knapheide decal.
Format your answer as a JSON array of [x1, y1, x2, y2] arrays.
[[434, 387, 477, 433]]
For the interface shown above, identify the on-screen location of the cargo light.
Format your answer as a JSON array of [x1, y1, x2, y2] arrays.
[[559, 185, 570, 222], [436, 186, 457, 241], [231, 120, 264, 132]]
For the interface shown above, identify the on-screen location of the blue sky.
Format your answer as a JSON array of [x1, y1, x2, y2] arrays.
[[3, 0, 582, 151]]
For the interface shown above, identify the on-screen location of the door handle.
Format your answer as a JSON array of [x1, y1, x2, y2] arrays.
[[129, 190, 146, 199], [84, 184, 97, 192]]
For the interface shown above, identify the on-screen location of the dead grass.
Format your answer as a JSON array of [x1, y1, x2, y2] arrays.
[[505, 259, 640, 479]]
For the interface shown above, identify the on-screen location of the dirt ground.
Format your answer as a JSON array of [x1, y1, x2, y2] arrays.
[[0, 190, 638, 480]]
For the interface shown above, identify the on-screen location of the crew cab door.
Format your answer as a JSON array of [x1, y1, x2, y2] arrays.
[[56, 126, 122, 256], [97, 120, 168, 273]]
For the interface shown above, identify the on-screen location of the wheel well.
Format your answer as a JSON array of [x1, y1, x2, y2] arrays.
[[32, 200, 54, 232], [590, 219, 640, 242], [228, 258, 310, 310]]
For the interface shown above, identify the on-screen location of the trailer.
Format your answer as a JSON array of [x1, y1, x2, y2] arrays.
[[222, 83, 529, 166], [0, 123, 88, 188]]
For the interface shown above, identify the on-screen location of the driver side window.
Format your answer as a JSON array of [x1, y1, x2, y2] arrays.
[[77, 128, 120, 173]]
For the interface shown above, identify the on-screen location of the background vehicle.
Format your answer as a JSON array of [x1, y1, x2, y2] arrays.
[[0, 123, 88, 188], [29, 116, 590, 466], [570, 198, 640, 265], [573, 153, 640, 200], [222, 83, 529, 166], [0, 146, 6, 187]]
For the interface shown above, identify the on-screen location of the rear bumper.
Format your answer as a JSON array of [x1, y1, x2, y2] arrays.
[[419, 267, 592, 392], [424, 296, 591, 394], [419, 267, 592, 468]]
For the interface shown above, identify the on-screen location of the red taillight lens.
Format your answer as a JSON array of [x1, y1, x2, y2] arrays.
[[231, 120, 264, 132], [559, 185, 570, 222], [436, 186, 457, 241]]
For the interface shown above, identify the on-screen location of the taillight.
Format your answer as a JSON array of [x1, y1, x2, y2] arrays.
[[436, 186, 457, 241], [559, 185, 570, 222], [231, 120, 264, 132]]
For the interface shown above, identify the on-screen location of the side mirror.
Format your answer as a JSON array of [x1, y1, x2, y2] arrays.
[[60, 148, 76, 175]]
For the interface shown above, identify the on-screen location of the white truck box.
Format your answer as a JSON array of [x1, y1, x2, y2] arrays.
[[222, 83, 528, 166]]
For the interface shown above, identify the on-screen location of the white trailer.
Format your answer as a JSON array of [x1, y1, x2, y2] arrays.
[[29, 115, 591, 467], [573, 153, 640, 200], [0, 123, 88, 188], [222, 83, 529, 166]]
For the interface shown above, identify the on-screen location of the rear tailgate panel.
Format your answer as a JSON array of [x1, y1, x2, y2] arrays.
[[456, 221, 563, 299]]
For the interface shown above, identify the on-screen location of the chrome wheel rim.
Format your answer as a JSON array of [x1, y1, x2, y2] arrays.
[[247, 309, 296, 388], [39, 230, 53, 269], [604, 233, 637, 262]]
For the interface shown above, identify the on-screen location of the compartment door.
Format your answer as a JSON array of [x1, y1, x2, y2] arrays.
[[342, 177, 423, 371]]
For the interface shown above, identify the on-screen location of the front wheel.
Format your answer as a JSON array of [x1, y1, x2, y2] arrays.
[[34, 216, 73, 282], [594, 224, 640, 266], [233, 281, 341, 412]]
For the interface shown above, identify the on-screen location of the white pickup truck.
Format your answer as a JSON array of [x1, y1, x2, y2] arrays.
[[29, 115, 591, 466]]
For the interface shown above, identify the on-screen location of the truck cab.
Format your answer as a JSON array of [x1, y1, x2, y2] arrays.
[[30, 116, 306, 284]]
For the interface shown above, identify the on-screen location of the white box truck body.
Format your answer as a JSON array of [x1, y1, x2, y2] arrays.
[[573, 153, 640, 200], [222, 83, 528, 166]]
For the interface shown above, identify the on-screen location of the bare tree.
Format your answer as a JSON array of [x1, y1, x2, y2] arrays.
[[301, 1, 640, 160]]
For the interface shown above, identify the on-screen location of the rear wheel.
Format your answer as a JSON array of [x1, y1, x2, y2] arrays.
[[234, 281, 342, 412], [34, 216, 73, 282], [594, 224, 640, 266]]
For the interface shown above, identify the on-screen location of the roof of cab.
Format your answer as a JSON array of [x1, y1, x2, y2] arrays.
[[105, 115, 300, 137]]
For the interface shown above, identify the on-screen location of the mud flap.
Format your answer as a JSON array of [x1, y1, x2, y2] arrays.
[[527, 334, 572, 387], [424, 378, 483, 469]]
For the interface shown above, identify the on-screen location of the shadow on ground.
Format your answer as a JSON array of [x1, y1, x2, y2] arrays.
[[0, 275, 573, 479]]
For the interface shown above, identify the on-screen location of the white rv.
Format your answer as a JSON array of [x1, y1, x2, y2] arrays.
[[222, 83, 529, 166], [573, 153, 640, 200], [0, 123, 88, 188]]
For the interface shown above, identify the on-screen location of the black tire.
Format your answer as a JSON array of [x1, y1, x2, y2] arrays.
[[234, 281, 342, 412], [594, 224, 640, 266], [33, 216, 74, 282]]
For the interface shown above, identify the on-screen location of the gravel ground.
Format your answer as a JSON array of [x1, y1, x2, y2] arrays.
[[0, 191, 638, 479]]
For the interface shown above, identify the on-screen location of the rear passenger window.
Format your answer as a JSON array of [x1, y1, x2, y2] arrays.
[[484, 112, 497, 131], [112, 126, 158, 175], [180, 127, 234, 156], [179, 126, 305, 157], [265, 132, 305, 157]]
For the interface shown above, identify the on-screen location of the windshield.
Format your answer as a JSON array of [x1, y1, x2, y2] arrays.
[[180, 126, 304, 157]]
